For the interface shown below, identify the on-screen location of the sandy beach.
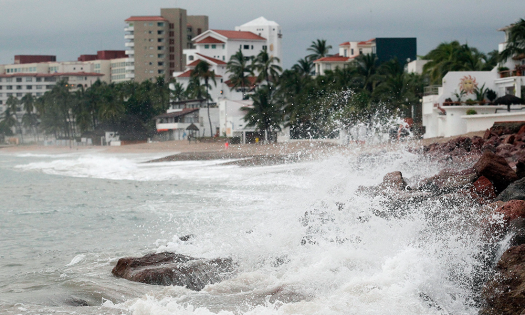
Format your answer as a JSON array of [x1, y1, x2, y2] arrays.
[[0, 131, 486, 166]]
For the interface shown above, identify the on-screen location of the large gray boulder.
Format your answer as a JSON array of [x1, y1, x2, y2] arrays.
[[496, 178, 525, 202], [112, 252, 235, 291]]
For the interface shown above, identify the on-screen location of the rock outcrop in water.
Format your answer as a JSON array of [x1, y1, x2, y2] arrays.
[[362, 123, 525, 314], [112, 252, 235, 291]]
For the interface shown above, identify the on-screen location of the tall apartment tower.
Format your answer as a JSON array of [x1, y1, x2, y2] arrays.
[[124, 8, 208, 82]]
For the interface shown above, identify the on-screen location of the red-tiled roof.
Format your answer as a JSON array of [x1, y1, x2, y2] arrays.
[[125, 16, 167, 22], [196, 36, 225, 44], [358, 38, 375, 45], [313, 56, 351, 63], [0, 72, 104, 78], [224, 76, 258, 88], [212, 30, 266, 40], [339, 41, 350, 46], [186, 60, 201, 67], [196, 53, 227, 65], [175, 69, 222, 78]]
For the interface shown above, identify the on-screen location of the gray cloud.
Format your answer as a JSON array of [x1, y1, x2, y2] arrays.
[[1, 0, 523, 69]]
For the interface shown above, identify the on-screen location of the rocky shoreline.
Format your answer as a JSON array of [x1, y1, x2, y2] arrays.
[[113, 122, 525, 313]]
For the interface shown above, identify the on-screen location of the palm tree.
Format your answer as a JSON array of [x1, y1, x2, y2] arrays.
[[355, 53, 380, 93], [500, 19, 525, 63], [226, 48, 253, 99], [253, 48, 282, 86], [170, 81, 186, 101], [21, 93, 38, 141], [292, 57, 314, 77], [307, 39, 332, 61], [5, 96, 23, 143], [242, 86, 282, 142], [191, 61, 217, 137]]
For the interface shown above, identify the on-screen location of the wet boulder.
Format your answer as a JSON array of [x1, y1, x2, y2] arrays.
[[473, 151, 518, 193], [481, 244, 525, 315], [415, 168, 477, 195], [379, 171, 408, 191], [516, 157, 525, 179], [112, 252, 235, 291], [496, 178, 525, 202], [470, 176, 496, 201]]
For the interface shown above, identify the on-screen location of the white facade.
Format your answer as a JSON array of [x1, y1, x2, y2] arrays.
[[406, 59, 429, 74], [218, 99, 255, 137], [422, 70, 525, 138], [235, 17, 283, 66]]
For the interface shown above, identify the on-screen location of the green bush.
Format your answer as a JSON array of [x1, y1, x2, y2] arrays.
[[466, 109, 478, 115]]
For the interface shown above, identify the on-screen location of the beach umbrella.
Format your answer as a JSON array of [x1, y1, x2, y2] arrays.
[[493, 94, 524, 112]]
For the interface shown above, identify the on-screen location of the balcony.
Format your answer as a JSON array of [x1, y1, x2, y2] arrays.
[[125, 50, 135, 55], [125, 57, 134, 62], [424, 85, 441, 96], [125, 66, 134, 71], [125, 73, 135, 79], [124, 34, 134, 40], [125, 42, 135, 47], [124, 26, 134, 32], [156, 122, 191, 131]]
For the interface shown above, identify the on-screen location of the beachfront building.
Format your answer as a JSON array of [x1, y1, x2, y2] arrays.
[[124, 8, 209, 82], [422, 24, 525, 139], [155, 99, 220, 140], [313, 38, 417, 76]]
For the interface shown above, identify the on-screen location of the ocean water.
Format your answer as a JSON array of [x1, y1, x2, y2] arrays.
[[0, 146, 493, 314]]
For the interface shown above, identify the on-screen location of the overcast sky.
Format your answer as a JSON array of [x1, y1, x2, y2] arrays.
[[1, 0, 524, 69]]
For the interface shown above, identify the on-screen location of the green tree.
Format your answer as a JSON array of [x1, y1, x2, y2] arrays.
[[170, 81, 186, 101], [292, 57, 314, 77], [226, 48, 253, 99], [253, 48, 282, 86], [191, 61, 217, 137], [500, 19, 525, 63], [242, 86, 282, 141], [5, 96, 23, 142], [21, 93, 38, 141], [307, 39, 332, 61]]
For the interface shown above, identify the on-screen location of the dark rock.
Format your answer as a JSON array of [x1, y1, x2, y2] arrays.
[[112, 252, 235, 291], [380, 171, 408, 191], [504, 135, 516, 144], [494, 200, 525, 224], [471, 176, 496, 201], [496, 178, 525, 202], [481, 244, 525, 315], [415, 168, 477, 194], [516, 158, 525, 179], [179, 234, 195, 241], [473, 151, 518, 193]]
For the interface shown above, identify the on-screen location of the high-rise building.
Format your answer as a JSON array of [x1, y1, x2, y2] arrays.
[[124, 8, 208, 82]]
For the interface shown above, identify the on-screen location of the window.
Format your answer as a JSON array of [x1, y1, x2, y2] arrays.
[[158, 30, 165, 35], [169, 62, 174, 68], [150, 46, 154, 49], [158, 54, 165, 58], [359, 49, 363, 55], [149, 22, 153, 26], [6, 86, 13, 90], [197, 28, 202, 35], [36, 85, 43, 90], [157, 22, 164, 27], [169, 54, 175, 60], [17, 93, 23, 97], [36, 78, 42, 82], [27, 85, 32, 90], [222, 56, 225, 61], [26, 77, 32, 82], [6, 78, 12, 82], [344, 49, 347, 57], [158, 46, 164, 50], [187, 35, 192, 40], [16, 78, 22, 82], [211, 44, 216, 49], [16, 86, 22, 90], [251, 45, 253, 49], [187, 27, 192, 33], [36, 92, 43, 96], [169, 31, 174, 37], [243, 45, 249, 49], [169, 47, 174, 52], [351, 48, 354, 55], [205, 45, 209, 49], [158, 62, 164, 66], [263, 45, 267, 50], [7, 93, 13, 97], [158, 70, 165, 74], [169, 23, 174, 29], [188, 55, 194, 61], [158, 38, 164, 42], [46, 85, 53, 90]]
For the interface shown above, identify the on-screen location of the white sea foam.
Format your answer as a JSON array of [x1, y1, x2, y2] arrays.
[[98, 149, 484, 315]]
